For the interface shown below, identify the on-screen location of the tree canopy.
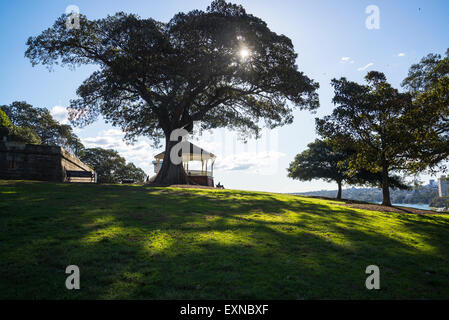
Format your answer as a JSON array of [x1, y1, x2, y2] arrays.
[[288, 139, 351, 199], [79, 148, 147, 184], [0, 108, 41, 144], [0, 109, 12, 128], [288, 139, 408, 200], [25, 0, 319, 185], [316, 71, 424, 206], [401, 48, 449, 171], [1, 101, 83, 156]]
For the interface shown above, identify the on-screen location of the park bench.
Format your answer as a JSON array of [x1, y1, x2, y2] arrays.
[[66, 170, 95, 183]]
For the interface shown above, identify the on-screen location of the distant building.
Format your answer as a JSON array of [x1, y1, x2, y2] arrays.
[[429, 179, 437, 187], [438, 176, 449, 197]]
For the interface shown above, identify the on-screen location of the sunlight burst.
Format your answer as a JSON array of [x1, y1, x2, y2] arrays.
[[239, 48, 250, 60]]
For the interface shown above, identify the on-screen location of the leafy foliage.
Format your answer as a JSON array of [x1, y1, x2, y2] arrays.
[[0, 109, 12, 140], [316, 71, 423, 206], [288, 139, 408, 199], [0, 108, 41, 144], [79, 148, 146, 183], [402, 48, 449, 172], [430, 196, 449, 209], [8, 126, 42, 145], [0, 109, 12, 128], [1, 101, 84, 156], [288, 139, 352, 199]]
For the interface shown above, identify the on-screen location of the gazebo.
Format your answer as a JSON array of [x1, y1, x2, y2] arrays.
[[151, 141, 216, 187]]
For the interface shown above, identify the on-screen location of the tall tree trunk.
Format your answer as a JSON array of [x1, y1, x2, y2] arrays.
[[336, 180, 342, 200], [381, 165, 392, 206], [151, 134, 189, 186]]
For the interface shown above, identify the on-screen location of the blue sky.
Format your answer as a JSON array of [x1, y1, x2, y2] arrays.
[[0, 0, 448, 192]]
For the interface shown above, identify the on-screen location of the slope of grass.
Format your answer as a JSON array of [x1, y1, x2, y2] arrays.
[[1, 180, 449, 299]]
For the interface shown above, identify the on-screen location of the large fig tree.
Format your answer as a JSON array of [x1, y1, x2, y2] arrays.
[[25, 0, 319, 185]]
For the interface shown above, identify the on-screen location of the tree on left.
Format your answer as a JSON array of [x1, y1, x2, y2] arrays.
[[0, 108, 41, 144], [1, 101, 83, 155]]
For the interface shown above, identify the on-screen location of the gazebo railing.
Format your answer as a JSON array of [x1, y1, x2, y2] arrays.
[[186, 170, 213, 177]]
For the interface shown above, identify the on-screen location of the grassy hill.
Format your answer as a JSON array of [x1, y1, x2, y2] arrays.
[[1, 180, 449, 299]]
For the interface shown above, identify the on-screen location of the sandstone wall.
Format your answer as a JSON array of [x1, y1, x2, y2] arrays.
[[0, 142, 94, 182], [60, 148, 94, 182]]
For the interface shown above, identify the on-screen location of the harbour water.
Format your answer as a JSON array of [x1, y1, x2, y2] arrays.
[[392, 203, 431, 210], [374, 202, 431, 210]]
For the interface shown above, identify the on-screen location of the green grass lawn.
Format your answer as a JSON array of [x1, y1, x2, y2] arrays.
[[1, 180, 449, 299]]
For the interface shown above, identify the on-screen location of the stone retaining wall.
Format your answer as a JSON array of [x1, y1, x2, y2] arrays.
[[0, 142, 94, 182]]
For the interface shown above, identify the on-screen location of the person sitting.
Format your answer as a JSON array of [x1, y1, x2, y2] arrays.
[[216, 182, 225, 189]]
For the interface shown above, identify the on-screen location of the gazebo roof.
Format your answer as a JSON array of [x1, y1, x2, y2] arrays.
[[154, 141, 216, 162]]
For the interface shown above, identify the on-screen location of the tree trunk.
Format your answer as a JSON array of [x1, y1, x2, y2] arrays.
[[381, 165, 392, 206], [336, 181, 342, 200], [151, 135, 190, 186]]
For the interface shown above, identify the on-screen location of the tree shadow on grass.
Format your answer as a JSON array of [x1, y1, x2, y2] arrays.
[[1, 181, 449, 299]]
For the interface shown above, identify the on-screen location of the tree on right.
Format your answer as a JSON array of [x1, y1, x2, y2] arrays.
[[401, 49, 449, 171], [316, 70, 447, 207]]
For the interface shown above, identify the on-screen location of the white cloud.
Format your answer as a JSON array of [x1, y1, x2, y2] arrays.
[[50, 105, 69, 124], [72, 127, 84, 135], [214, 151, 285, 175], [340, 57, 355, 64], [357, 62, 374, 71], [102, 129, 124, 137], [81, 129, 158, 175], [189, 128, 285, 175], [397, 52, 406, 57], [83, 137, 116, 147]]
